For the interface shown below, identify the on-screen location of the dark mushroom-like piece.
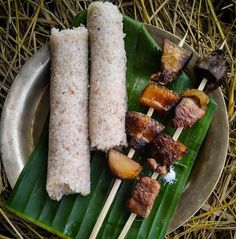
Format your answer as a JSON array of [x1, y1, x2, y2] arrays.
[[195, 50, 228, 91]]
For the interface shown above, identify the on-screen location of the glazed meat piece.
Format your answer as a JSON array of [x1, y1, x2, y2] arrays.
[[147, 133, 188, 172], [147, 158, 169, 176], [140, 82, 180, 114], [126, 111, 165, 149], [127, 177, 161, 218], [173, 89, 209, 128], [151, 39, 192, 85], [195, 50, 228, 91]]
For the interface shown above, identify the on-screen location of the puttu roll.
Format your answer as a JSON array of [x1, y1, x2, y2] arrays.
[[88, 2, 127, 151], [47, 27, 90, 201]]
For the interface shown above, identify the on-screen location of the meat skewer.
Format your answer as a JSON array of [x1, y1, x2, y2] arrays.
[[89, 34, 189, 239], [117, 41, 227, 239], [147, 133, 188, 175], [126, 111, 165, 150], [127, 177, 161, 218], [127, 134, 188, 218], [151, 39, 192, 85]]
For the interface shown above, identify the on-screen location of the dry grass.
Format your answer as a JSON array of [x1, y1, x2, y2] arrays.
[[0, 0, 235, 238]]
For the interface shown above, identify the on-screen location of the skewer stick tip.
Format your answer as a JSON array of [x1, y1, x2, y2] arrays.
[[178, 31, 188, 48]]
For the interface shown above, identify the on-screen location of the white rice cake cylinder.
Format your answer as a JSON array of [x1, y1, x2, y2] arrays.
[[88, 2, 127, 151], [47, 27, 90, 201]]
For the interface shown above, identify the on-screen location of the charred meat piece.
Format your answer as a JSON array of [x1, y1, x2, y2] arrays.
[[182, 89, 209, 110], [173, 89, 209, 128], [108, 149, 143, 180], [147, 133, 188, 171], [195, 50, 228, 91], [147, 158, 169, 176], [140, 82, 180, 114], [173, 88, 209, 128], [173, 98, 205, 128], [126, 111, 165, 150], [151, 39, 192, 85], [127, 177, 160, 218]]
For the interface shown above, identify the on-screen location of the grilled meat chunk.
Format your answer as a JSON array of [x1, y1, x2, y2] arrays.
[[151, 39, 192, 85], [173, 89, 209, 128], [140, 82, 180, 114], [147, 158, 169, 176], [127, 177, 160, 218], [147, 133, 188, 169], [195, 50, 228, 91], [182, 89, 209, 110], [126, 111, 165, 149], [173, 98, 205, 128]]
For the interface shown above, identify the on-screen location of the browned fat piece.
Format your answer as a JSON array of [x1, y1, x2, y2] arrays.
[[173, 89, 209, 128], [195, 50, 228, 91], [151, 39, 192, 85], [127, 177, 160, 218], [108, 149, 143, 180], [140, 82, 180, 114], [147, 133, 188, 174], [126, 111, 165, 150], [182, 89, 209, 110]]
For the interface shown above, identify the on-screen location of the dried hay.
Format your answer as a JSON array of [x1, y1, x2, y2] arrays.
[[0, 0, 235, 238]]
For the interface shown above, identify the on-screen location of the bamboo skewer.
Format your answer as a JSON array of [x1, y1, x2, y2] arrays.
[[89, 32, 188, 239], [117, 41, 226, 239]]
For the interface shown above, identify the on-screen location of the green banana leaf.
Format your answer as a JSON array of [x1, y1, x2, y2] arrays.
[[6, 13, 217, 239]]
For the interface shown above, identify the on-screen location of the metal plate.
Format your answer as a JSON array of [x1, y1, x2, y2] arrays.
[[0, 26, 228, 233]]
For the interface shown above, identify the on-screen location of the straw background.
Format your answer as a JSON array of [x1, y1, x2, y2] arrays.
[[0, 0, 235, 238]]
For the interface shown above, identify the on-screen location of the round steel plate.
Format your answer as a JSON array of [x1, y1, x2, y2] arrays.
[[0, 26, 228, 233]]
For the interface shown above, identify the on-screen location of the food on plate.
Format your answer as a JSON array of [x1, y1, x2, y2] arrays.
[[182, 89, 209, 110], [151, 39, 192, 85], [127, 177, 161, 218], [173, 89, 209, 128], [126, 111, 165, 150], [195, 50, 228, 91], [47, 27, 90, 201], [108, 149, 143, 180], [147, 158, 169, 176], [147, 133, 188, 175], [140, 82, 180, 113], [88, 2, 127, 151]]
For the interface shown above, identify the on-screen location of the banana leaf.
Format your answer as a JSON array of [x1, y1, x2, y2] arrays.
[[6, 13, 217, 239]]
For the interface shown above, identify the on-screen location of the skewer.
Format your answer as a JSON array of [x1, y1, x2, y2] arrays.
[[117, 41, 226, 239], [89, 32, 188, 239]]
